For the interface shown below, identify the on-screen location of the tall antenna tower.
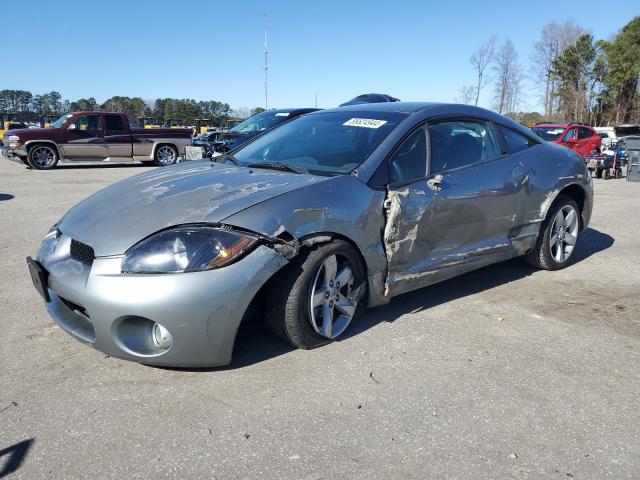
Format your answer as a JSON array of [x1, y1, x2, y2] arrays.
[[264, 14, 268, 110]]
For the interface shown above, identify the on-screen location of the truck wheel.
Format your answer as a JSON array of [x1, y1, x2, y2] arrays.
[[602, 169, 609, 180], [615, 168, 623, 179], [153, 145, 178, 166], [595, 168, 602, 178], [27, 144, 58, 170]]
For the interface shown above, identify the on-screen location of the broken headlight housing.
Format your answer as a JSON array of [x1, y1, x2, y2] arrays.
[[122, 226, 257, 274]]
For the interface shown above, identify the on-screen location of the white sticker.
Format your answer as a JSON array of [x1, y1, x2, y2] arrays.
[[275, 112, 290, 117], [343, 118, 387, 129]]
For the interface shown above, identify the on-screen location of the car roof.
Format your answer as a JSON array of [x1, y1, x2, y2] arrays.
[[533, 123, 569, 128], [268, 108, 319, 115], [310, 102, 532, 134]]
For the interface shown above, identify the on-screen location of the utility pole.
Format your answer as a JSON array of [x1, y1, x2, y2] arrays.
[[264, 14, 268, 110]]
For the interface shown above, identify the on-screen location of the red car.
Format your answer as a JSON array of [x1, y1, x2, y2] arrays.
[[531, 123, 602, 157]]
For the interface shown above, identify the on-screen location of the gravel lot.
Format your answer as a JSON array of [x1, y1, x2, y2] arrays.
[[0, 158, 638, 479]]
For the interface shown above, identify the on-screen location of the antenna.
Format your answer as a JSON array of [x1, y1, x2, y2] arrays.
[[264, 14, 268, 110]]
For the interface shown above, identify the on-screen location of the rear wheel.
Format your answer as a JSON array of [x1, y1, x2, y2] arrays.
[[524, 195, 581, 271], [266, 240, 366, 349], [27, 144, 58, 170], [153, 145, 178, 166], [615, 168, 623, 179], [602, 169, 610, 180], [595, 168, 603, 178]]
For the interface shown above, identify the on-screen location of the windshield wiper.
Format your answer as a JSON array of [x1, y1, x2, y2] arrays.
[[247, 161, 308, 174]]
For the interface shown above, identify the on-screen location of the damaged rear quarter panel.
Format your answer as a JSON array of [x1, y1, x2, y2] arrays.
[[221, 175, 390, 306]]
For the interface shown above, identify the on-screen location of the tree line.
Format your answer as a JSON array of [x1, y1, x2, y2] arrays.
[[458, 16, 639, 126], [0, 91, 239, 126]]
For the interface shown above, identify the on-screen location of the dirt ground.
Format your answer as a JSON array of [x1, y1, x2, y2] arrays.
[[0, 158, 638, 479]]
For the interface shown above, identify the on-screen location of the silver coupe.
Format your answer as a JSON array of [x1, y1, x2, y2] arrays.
[[28, 103, 593, 367]]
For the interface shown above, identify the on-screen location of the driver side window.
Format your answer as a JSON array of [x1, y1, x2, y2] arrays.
[[388, 128, 427, 183], [74, 115, 102, 131]]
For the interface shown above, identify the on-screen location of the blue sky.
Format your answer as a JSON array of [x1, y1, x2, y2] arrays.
[[4, 0, 638, 112]]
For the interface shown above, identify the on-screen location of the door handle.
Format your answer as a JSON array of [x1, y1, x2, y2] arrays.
[[427, 174, 443, 192]]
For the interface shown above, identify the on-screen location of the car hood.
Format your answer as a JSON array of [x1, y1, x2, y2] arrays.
[[58, 160, 329, 256], [5, 127, 50, 138]]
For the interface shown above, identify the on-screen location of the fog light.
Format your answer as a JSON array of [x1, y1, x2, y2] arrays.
[[152, 323, 173, 349]]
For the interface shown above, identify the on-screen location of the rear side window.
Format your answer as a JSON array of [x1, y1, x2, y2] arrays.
[[428, 120, 501, 174], [578, 127, 593, 139], [499, 126, 533, 153], [105, 114, 125, 131], [388, 129, 427, 183]]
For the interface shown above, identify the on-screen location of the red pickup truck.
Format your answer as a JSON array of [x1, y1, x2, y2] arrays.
[[1, 112, 192, 170]]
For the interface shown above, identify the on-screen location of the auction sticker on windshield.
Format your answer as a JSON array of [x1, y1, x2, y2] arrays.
[[343, 118, 388, 129], [275, 112, 290, 117]]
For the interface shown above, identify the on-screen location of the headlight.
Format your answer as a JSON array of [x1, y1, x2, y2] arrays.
[[121, 226, 257, 274], [37, 224, 60, 261], [7, 135, 21, 148]]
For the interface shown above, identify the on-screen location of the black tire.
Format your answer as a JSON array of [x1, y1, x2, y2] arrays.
[[602, 169, 609, 180], [595, 168, 603, 178], [27, 144, 58, 170], [266, 240, 366, 349], [153, 144, 178, 166], [615, 168, 623, 179], [524, 194, 581, 271]]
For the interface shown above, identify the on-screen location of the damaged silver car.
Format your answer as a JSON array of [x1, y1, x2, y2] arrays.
[[27, 103, 593, 367]]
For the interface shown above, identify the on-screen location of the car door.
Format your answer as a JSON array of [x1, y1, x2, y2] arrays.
[[383, 119, 527, 297], [61, 114, 107, 159], [577, 127, 598, 155], [104, 114, 133, 158]]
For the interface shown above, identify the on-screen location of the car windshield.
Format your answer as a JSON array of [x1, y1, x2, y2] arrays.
[[531, 126, 565, 141], [232, 110, 407, 174], [51, 114, 73, 129], [230, 110, 292, 134]]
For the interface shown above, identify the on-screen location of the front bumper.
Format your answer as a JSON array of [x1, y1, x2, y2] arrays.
[[35, 233, 288, 367], [1, 145, 27, 162]]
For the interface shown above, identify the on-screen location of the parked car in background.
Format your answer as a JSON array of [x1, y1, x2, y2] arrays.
[[595, 126, 617, 149], [531, 123, 601, 157], [0, 116, 28, 145], [339, 93, 400, 106], [1, 112, 192, 169], [199, 108, 318, 156], [27, 103, 593, 367]]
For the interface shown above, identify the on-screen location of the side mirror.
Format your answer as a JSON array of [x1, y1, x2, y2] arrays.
[[68, 123, 76, 130]]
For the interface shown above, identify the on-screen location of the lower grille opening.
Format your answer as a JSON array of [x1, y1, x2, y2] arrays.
[[59, 296, 90, 319]]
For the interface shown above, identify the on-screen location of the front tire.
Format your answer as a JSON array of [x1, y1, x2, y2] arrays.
[[153, 145, 178, 166], [524, 195, 581, 270], [266, 240, 366, 349], [27, 144, 58, 170]]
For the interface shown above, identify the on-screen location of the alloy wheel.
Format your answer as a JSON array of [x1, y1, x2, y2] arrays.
[[549, 205, 579, 263], [156, 146, 176, 165], [31, 146, 56, 168], [309, 254, 358, 339]]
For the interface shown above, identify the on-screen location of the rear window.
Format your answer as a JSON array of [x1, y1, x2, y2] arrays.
[[105, 115, 125, 131]]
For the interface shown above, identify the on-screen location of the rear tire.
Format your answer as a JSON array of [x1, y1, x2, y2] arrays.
[[153, 145, 178, 166], [27, 144, 58, 170], [602, 169, 610, 180], [524, 195, 581, 271], [615, 168, 623, 179], [595, 168, 603, 178], [266, 240, 366, 349]]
